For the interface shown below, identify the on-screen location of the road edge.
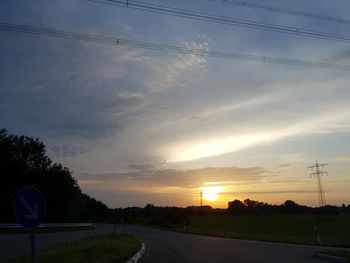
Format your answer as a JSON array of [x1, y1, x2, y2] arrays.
[[126, 242, 145, 263], [314, 253, 348, 263]]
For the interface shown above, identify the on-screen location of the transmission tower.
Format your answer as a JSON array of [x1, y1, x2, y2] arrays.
[[307, 161, 328, 207], [200, 190, 203, 207]]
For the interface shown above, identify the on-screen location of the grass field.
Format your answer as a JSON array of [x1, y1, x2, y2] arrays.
[[0, 234, 141, 263], [0, 226, 95, 235], [182, 214, 350, 247]]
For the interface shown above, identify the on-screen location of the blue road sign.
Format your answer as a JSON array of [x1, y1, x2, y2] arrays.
[[14, 186, 46, 229]]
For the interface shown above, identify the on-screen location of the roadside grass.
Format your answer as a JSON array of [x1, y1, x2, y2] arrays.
[[0, 226, 95, 235], [182, 214, 350, 247], [0, 234, 141, 263]]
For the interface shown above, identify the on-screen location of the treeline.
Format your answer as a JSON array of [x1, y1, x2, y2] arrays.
[[115, 204, 187, 226], [115, 205, 228, 227], [116, 204, 229, 226], [0, 129, 110, 223], [227, 199, 350, 215], [116, 200, 350, 227]]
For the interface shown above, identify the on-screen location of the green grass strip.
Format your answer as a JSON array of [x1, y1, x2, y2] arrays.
[[186, 215, 350, 247], [0, 226, 95, 235], [0, 234, 141, 263]]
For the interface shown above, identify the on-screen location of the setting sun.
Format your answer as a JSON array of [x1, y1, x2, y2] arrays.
[[202, 186, 224, 202]]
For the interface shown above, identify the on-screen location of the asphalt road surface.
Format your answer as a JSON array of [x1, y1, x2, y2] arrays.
[[0, 224, 332, 262], [119, 225, 328, 263]]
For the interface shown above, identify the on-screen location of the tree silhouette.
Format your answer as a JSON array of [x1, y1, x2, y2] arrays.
[[0, 129, 109, 223], [228, 199, 247, 214]]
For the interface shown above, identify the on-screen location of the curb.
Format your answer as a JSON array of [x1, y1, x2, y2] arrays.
[[126, 242, 145, 263], [314, 253, 348, 263]]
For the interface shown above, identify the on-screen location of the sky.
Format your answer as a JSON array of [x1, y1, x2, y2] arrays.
[[1, 0, 350, 208]]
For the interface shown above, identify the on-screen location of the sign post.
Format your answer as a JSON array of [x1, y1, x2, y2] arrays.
[[30, 230, 36, 263], [14, 186, 47, 263]]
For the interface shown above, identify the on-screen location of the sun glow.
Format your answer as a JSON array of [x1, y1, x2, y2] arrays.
[[202, 186, 223, 202], [167, 133, 274, 162]]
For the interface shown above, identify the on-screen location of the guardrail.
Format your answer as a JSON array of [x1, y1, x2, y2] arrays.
[[0, 223, 92, 229]]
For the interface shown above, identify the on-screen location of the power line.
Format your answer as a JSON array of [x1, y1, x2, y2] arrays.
[[211, 0, 350, 25], [1, 22, 350, 71], [84, 0, 350, 43], [308, 161, 328, 207]]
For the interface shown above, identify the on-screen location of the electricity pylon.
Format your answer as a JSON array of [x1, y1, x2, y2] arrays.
[[308, 161, 328, 207], [200, 190, 203, 206]]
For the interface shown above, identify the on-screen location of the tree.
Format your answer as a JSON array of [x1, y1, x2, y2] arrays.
[[282, 200, 299, 214], [243, 198, 264, 214], [0, 129, 109, 222], [314, 205, 340, 215], [0, 129, 53, 221], [228, 199, 247, 214]]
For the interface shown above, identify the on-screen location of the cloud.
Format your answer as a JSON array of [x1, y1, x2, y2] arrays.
[[0, 33, 158, 141], [327, 47, 350, 64], [75, 165, 274, 207], [76, 164, 329, 207], [332, 155, 350, 163], [153, 77, 350, 162], [78, 166, 269, 189], [275, 164, 292, 168], [281, 153, 312, 164], [128, 161, 167, 172], [145, 39, 209, 93], [47, 143, 91, 157], [222, 190, 315, 195], [117, 91, 145, 100]]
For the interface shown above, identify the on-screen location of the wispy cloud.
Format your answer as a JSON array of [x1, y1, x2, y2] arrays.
[[145, 39, 209, 93], [78, 166, 269, 188], [281, 153, 312, 164], [48, 144, 91, 157], [333, 155, 350, 163]]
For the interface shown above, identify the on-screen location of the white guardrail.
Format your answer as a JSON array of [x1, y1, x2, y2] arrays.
[[0, 223, 92, 229]]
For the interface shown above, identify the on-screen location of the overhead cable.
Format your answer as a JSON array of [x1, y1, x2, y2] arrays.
[[0, 22, 349, 71], [211, 0, 350, 25], [85, 0, 350, 43]]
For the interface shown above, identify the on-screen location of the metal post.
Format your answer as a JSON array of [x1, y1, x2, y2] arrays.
[[114, 218, 116, 234], [30, 231, 36, 263], [313, 225, 322, 244], [113, 209, 117, 234]]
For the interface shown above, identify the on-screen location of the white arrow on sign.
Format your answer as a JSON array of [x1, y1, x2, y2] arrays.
[[20, 195, 38, 220]]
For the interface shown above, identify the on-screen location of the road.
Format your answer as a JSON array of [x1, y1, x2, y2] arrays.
[[119, 225, 328, 263], [0, 224, 331, 262]]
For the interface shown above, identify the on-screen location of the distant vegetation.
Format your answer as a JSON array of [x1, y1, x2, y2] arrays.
[[0, 129, 110, 223], [227, 199, 349, 215], [117, 200, 350, 228]]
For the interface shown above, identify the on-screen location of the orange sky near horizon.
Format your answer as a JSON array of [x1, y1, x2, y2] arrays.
[[78, 158, 350, 208]]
